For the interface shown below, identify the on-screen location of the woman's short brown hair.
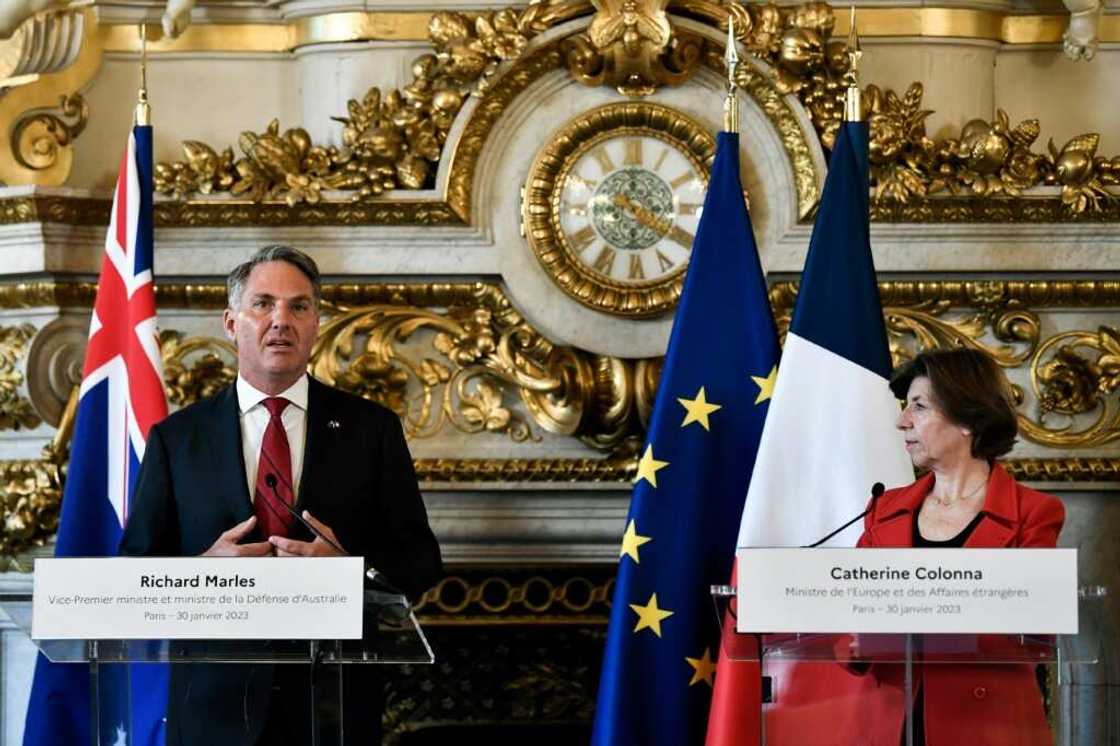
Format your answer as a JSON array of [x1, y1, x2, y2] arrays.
[[889, 348, 1018, 460]]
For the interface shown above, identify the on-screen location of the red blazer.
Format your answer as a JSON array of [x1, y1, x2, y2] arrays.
[[854, 463, 1064, 746], [764, 464, 1064, 746]]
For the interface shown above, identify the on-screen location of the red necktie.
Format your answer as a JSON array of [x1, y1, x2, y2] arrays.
[[254, 397, 295, 538]]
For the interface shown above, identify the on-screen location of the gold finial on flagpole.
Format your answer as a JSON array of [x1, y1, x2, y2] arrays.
[[136, 23, 151, 126], [723, 16, 739, 133], [844, 6, 862, 122]]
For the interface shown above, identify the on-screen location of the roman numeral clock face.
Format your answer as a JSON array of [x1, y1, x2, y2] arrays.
[[522, 104, 715, 317]]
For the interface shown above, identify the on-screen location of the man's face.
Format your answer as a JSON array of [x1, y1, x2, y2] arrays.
[[223, 260, 319, 394]]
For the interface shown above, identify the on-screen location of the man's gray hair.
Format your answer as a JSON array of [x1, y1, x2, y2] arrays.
[[227, 245, 322, 309]]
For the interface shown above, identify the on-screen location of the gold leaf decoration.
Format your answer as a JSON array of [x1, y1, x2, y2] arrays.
[[1021, 326, 1120, 447], [0, 323, 42, 431], [0, 458, 62, 571], [155, 6, 557, 206], [160, 330, 237, 407], [710, 3, 1119, 215]]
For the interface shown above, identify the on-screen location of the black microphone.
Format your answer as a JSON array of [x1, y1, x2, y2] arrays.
[[260, 474, 408, 604], [803, 482, 885, 548], [263, 473, 347, 556]]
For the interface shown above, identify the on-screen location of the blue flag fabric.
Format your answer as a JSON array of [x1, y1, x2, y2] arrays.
[[591, 132, 780, 746], [789, 121, 894, 379], [23, 125, 169, 746]]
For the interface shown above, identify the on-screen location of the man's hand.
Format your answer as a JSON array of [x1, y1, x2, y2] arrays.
[[201, 515, 274, 557], [269, 511, 347, 557]]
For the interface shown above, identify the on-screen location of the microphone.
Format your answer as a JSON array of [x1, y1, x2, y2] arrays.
[[262, 473, 347, 556], [803, 483, 885, 548], [259, 473, 409, 606]]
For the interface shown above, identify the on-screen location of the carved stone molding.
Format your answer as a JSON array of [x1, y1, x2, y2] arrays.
[[0, 8, 83, 80]]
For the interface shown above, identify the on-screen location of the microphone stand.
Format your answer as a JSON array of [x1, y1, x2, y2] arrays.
[[803, 483, 886, 548]]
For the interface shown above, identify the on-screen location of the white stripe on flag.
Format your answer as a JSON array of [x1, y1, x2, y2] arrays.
[[739, 332, 913, 548]]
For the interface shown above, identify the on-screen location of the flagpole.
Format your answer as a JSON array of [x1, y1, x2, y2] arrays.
[[136, 24, 150, 126], [723, 17, 739, 133], [844, 6, 862, 122]]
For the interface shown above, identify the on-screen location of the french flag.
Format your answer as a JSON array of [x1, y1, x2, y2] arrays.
[[737, 120, 912, 551], [706, 122, 914, 745]]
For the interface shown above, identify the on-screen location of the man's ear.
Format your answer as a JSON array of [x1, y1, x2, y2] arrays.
[[222, 308, 236, 343]]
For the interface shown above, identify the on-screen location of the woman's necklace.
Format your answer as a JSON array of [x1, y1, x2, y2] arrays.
[[930, 474, 988, 507]]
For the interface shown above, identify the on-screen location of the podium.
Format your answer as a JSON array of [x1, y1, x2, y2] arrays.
[[1, 585, 433, 746], [711, 548, 1106, 745]]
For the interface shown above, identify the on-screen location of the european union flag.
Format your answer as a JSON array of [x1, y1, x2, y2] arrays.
[[591, 131, 780, 745]]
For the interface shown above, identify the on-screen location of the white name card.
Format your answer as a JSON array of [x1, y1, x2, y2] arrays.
[[32, 557, 364, 640], [737, 548, 1077, 634]]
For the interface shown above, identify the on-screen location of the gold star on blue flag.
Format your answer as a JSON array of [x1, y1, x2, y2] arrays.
[[591, 128, 781, 745]]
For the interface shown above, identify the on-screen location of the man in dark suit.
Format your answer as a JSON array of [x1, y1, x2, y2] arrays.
[[120, 245, 442, 745]]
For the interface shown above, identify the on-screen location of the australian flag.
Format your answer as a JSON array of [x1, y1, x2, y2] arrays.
[[591, 131, 780, 745], [23, 125, 169, 745]]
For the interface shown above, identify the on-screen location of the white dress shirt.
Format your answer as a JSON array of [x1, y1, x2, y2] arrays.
[[236, 374, 308, 502]]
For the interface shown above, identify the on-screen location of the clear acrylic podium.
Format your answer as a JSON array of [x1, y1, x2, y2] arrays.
[[710, 586, 1106, 746], [1, 587, 433, 746]]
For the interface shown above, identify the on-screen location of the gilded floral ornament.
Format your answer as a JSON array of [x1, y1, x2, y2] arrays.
[[306, 297, 651, 448], [147, 0, 1120, 218], [564, 0, 704, 96], [725, 2, 1119, 215], [0, 457, 62, 571], [1021, 325, 1120, 448], [0, 323, 42, 431], [159, 330, 237, 407], [156, 6, 558, 205]]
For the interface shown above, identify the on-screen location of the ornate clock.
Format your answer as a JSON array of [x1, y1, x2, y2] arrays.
[[522, 103, 716, 317]]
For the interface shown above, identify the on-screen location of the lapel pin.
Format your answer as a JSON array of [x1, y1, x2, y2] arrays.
[[327, 419, 341, 429]]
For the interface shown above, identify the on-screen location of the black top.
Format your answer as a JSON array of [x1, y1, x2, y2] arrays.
[[908, 510, 986, 746], [913, 511, 985, 548]]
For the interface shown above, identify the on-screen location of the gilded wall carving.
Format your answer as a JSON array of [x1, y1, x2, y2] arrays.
[[0, 9, 100, 187], [772, 281, 1120, 450], [0, 324, 41, 431], [131, 0, 1119, 222], [0, 457, 62, 571], [160, 330, 237, 406], [1, 279, 1118, 566], [416, 571, 613, 623], [1020, 326, 1120, 448], [153, 5, 569, 208]]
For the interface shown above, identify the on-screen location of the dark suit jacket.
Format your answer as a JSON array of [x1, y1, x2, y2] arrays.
[[120, 376, 442, 746]]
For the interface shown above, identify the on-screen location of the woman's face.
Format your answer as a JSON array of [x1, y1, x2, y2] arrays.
[[896, 376, 973, 469]]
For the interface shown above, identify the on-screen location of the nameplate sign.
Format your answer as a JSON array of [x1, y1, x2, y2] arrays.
[[737, 548, 1077, 634], [32, 557, 364, 640]]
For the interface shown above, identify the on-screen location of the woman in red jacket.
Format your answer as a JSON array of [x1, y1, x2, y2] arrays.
[[853, 347, 1064, 745]]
